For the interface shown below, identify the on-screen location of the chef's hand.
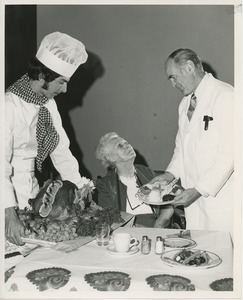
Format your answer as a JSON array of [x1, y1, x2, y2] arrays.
[[5, 207, 25, 246], [149, 171, 175, 185], [173, 188, 201, 208]]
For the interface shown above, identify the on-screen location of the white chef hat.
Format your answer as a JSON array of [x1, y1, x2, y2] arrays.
[[36, 32, 88, 78]]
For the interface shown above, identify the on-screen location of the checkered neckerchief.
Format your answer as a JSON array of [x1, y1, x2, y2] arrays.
[[7, 74, 59, 172]]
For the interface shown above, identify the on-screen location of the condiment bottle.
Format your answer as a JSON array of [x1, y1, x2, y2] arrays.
[[141, 235, 150, 254], [155, 236, 164, 255]]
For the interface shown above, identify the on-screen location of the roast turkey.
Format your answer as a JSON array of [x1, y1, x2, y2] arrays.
[[28, 180, 78, 220]]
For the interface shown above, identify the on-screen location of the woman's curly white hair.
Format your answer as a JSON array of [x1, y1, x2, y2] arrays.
[[95, 132, 119, 168]]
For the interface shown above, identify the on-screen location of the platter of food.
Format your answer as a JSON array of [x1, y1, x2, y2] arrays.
[[136, 179, 180, 205], [164, 238, 197, 249], [20, 209, 133, 251], [161, 248, 222, 269], [17, 179, 134, 252]]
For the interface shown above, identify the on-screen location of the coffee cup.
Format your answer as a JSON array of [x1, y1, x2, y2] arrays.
[[113, 232, 138, 253]]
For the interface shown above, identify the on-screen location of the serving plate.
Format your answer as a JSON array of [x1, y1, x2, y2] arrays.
[[164, 238, 197, 249], [136, 189, 175, 206], [22, 237, 56, 247], [161, 249, 222, 269], [106, 244, 139, 255], [21, 211, 134, 253], [137, 197, 175, 206]]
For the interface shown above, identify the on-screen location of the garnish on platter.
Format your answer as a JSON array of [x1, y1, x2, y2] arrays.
[[18, 178, 128, 250], [136, 179, 182, 205], [161, 248, 222, 269]]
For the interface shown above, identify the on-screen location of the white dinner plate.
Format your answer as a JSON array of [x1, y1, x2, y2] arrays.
[[106, 244, 139, 255], [164, 238, 197, 249], [139, 198, 175, 206], [136, 191, 175, 206], [161, 249, 222, 269]]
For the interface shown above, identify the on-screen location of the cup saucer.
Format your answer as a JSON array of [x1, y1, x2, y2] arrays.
[[106, 243, 139, 255]]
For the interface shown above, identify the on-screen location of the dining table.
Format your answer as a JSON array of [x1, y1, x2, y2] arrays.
[[4, 226, 236, 299]]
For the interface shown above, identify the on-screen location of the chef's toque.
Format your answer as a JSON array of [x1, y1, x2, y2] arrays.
[[36, 31, 88, 78]]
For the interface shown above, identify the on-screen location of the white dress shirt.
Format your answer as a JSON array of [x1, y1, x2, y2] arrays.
[[119, 175, 152, 215]]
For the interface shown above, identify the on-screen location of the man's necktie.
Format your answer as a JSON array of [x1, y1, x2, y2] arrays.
[[187, 93, 197, 121]]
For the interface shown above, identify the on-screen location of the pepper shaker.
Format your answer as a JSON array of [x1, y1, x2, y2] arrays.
[[141, 235, 151, 254]]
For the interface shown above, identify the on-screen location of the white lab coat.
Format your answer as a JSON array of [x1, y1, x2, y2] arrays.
[[5, 92, 84, 209], [166, 73, 234, 235]]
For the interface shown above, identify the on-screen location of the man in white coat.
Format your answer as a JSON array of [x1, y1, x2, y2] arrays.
[[150, 48, 234, 237], [5, 32, 89, 245]]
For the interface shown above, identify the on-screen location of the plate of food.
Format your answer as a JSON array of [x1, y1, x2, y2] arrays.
[[164, 238, 197, 249], [161, 248, 222, 269], [136, 179, 180, 205]]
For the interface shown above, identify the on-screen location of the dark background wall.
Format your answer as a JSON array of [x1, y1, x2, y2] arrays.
[[5, 5, 234, 180], [5, 5, 36, 89], [37, 5, 234, 180]]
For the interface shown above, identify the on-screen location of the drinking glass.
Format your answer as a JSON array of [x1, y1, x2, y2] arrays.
[[96, 223, 110, 246]]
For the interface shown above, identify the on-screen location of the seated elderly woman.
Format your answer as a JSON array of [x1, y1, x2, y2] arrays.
[[95, 132, 176, 228]]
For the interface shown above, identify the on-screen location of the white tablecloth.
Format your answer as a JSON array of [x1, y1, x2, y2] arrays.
[[4, 227, 235, 298]]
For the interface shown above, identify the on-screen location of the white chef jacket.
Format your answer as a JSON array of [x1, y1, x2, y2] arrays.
[[5, 92, 84, 209], [166, 73, 234, 235]]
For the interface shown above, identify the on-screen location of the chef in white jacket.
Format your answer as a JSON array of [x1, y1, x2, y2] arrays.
[[150, 48, 234, 237], [5, 32, 88, 245]]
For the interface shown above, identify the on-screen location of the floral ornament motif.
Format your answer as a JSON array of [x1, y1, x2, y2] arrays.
[[9, 283, 18, 291], [146, 274, 195, 291], [5, 266, 16, 283], [209, 278, 233, 291], [26, 267, 71, 291], [84, 271, 131, 291]]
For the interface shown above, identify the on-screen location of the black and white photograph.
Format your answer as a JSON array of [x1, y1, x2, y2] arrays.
[[1, 1, 242, 299]]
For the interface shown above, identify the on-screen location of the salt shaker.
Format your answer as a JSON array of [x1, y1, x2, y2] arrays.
[[141, 235, 150, 254], [155, 236, 164, 255]]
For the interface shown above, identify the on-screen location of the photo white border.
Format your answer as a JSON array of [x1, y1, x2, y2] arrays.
[[0, 1, 242, 299]]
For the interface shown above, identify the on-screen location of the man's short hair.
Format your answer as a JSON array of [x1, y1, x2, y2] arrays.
[[167, 48, 203, 70], [27, 57, 61, 82]]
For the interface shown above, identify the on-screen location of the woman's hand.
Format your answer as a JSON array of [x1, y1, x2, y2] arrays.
[[173, 188, 201, 207], [153, 205, 174, 228], [5, 207, 25, 245]]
